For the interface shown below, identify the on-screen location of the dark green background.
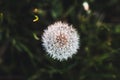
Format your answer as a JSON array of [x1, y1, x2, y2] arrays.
[[0, 0, 120, 80]]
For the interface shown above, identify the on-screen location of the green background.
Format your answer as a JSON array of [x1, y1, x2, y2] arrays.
[[0, 0, 120, 80]]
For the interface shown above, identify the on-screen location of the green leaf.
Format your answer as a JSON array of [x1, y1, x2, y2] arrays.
[[0, 13, 3, 24], [51, 0, 63, 19], [18, 42, 36, 66], [18, 42, 34, 59], [115, 25, 120, 33]]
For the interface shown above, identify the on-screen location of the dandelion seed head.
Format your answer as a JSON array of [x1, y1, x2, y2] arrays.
[[42, 21, 80, 61], [83, 1, 89, 11]]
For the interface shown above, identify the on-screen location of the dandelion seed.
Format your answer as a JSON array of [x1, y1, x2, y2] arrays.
[[42, 21, 80, 61]]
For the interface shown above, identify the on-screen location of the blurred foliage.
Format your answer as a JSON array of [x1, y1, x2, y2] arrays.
[[0, 0, 120, 80]]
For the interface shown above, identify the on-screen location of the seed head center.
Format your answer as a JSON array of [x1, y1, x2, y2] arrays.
[[56, 33, 68, 47]]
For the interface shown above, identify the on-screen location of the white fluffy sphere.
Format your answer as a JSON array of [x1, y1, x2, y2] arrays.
[[42, 21, 79, 61]]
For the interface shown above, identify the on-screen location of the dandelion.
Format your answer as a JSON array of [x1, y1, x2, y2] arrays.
[[42, 21, 80, 61], [83, 1, 91, 14], [83, 1, 89, 11]]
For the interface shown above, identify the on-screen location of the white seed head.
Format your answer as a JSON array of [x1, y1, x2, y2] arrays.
[[42, 21, 80, 61], [83, 1, 89, 11]]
